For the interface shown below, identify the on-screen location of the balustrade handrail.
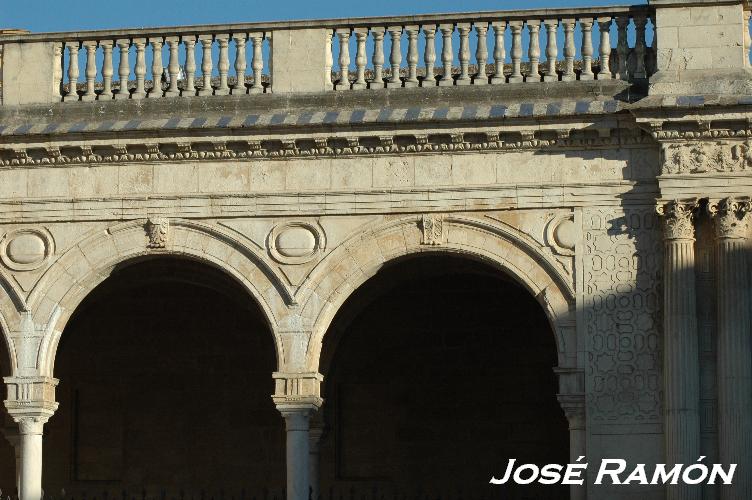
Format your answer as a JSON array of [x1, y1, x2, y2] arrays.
[[0, 4, 651, 43]]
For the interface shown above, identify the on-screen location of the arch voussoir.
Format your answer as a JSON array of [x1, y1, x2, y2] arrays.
[[300, 214, 576, 373], [24, 219, 290, 379]]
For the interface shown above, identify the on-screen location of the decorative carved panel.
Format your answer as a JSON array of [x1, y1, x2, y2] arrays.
[[583, 208, 662, 424]]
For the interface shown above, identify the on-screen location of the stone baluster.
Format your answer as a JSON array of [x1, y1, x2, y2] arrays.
[[490, 21, 506, 84], [456, 23, 472, 85], [616, 16, 629, 80], [249, 33, 264, 93], [657, 199, 702, 500], [131, 38, 147, 99], [63, 41, 80, 102], [352, 28, 369, 90], [543, 20, 558, 82], [474, 23, 488, 85], [215, 34, 230, 95], [579, 18, 594, 80], [423, 25, 437, 86], [597, 17, 612, 79], [232, 34, 247, 95], [508, 21, 524, 83], [633, 13, 647, 79], [54, 43, 64, 97], [325, 31, 334, 88], [101, 41, 114, 98], [438, 23, 454, 86], [371, 27, 386, 87], [404, 25, 420, 87], [198, 35, 214, 96], [526, 20, 541, 82], [561, 19, 576, 81], [114, 38, 131, 99], [386, 26, 403, 88], [744, 10, 751, 66], [335, 28, 351, 90], [183, 36, 197, 95], [149, 37, 164, 97], [164, 37, 181, 97], [81, 41, 98, 101], [708, 197, 752, 500]]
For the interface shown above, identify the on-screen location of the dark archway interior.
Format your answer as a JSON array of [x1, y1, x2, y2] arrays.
[[319, 255, 569, 499], [44, 258, 283, 496], [0, 329, 15, 493]]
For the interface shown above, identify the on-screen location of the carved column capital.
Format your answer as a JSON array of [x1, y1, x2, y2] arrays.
[[557, 393, 586, 430], [272, 371, 324, 412], [3, 376, 59, 424], [656, 199, 699, 240], [708, 197, 752, 239]]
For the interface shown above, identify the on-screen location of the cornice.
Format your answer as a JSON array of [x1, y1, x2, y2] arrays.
[[0, 128, 653, 168]]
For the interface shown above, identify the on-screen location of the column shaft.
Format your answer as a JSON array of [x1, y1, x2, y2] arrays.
[[658, 200, 701, 500], [18, 422, 44, 500], [715, 236, 752, 499], [283, 411, 311, 500]]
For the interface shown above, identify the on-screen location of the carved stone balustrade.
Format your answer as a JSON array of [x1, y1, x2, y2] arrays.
[[0, 5, 659, 104]]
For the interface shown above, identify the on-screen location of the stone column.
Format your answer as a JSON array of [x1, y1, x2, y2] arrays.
[[708, 197, 752, 500], [4, 376, 58, 500], [273, 372, 324, 500], [557, 393, 586, 500], [281, 409, 313, 500], [308, 425, 324, 500], [656, 199, 701, 500]]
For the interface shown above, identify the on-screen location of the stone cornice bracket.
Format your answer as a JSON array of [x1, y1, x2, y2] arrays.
[[656, 199, 699, 241], [272, 371, 324, 412], [3, 376, 59, 427], [707, 196, 752, 239], [145, 216, 170, 248]]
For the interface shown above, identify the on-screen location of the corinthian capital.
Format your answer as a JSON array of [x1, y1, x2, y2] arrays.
[[656, 199, 699, 240], [708, 197, 752, 239]]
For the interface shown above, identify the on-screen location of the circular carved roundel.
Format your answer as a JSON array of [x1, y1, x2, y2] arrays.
[[0, 228, 54, 271], [267, 221, 325, 265]]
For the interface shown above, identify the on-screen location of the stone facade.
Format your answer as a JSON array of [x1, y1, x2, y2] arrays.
[[0, 0, 751, 498]]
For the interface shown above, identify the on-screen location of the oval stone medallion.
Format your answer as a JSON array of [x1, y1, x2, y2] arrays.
[[275, 226, 317, 258], [6, 232, 46, 265], [553, 219, 577, 250]]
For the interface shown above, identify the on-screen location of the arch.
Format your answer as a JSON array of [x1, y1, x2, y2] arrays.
[[26, 219, 291, 377], [300, 214, 577, 372]]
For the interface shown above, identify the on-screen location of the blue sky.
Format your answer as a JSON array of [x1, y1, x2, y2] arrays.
[[3, 0, 645, 33]]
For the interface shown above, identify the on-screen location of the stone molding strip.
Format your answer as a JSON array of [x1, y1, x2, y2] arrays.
[[0, 181, 658, 224]]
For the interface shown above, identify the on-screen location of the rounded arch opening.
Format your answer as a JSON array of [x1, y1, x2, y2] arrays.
[[0, 322, 15, 494], [45, 256, 286, 496], [317, 254, 569, 499]]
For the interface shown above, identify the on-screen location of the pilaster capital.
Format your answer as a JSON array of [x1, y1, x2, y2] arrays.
[[708, 196, 752, 239], [272, 371, 324, 410], [4, 376, 59, 431], [656, 198, 699, 241]]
